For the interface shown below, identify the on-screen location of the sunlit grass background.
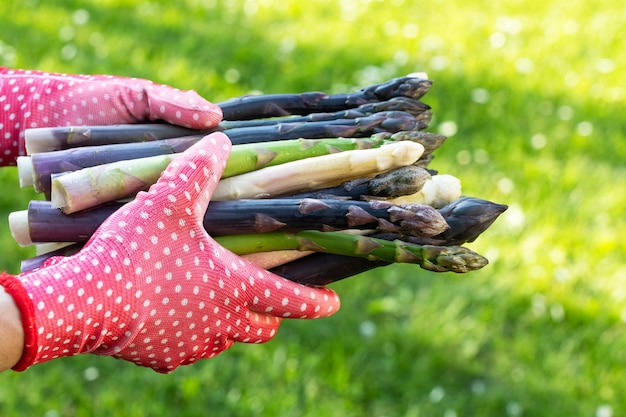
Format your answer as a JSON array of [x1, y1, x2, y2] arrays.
[[1, 0, 624, 416]]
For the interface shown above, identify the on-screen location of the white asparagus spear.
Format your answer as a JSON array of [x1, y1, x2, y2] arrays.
[[211, 141, 424, 201]]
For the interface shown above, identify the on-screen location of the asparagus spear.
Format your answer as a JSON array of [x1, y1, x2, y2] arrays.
[[218, 97, 431, 129], [269, 197, 508, 285], [211, 141, 425, 201], [221, 137, 388, 177], [218, 76, 433, 120], [21, 231, 485, 278], [14, 196, 505, 248], [215, 230, 488, 273], [222, 111, 427, 145], [25, 123, 201, 154], [14, 197, 449, 245]]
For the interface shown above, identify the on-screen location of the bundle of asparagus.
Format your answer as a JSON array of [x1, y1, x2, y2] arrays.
[[10, 75, 507, 286]]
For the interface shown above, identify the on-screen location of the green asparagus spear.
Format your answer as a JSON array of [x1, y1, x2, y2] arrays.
[[221, 137, 388, 177], [215, 230, 488, 273]]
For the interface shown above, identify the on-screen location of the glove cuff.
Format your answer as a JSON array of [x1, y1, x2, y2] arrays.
[[0, 272, 38, 371]]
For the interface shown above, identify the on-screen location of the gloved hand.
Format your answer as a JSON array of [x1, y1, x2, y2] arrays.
[[0, 67, 222, 165], [0, 131, 340, 373]]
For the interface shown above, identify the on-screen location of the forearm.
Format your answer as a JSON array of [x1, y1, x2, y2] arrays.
[[0, 285, 24, 372]]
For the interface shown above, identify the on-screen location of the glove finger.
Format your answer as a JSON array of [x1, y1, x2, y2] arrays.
[[143, 132, 232, 220], [65, 73, 223, 130], [137, 81, 223, 130], [243, 264, 341, 319], [231, 311, 282, 344]]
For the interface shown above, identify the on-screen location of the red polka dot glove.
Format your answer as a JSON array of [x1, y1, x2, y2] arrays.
[[0, 67, 223, 165], [0, 132, 340, 373]]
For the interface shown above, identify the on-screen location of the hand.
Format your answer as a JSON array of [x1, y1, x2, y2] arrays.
[[0, 67, 222, 165], [0, 132, 340, 373]]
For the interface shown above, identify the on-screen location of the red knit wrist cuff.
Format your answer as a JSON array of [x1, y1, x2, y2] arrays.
[[0, 272, 38, 371]]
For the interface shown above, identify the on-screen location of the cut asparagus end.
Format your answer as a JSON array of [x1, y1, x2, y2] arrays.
[[50, 178, 71, 210], [8, 210, 32, 246], [16, 156, 35, 188], [24, 127, 79, 154]]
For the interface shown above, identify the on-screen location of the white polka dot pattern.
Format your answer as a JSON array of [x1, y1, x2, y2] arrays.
[[14, 132, 340, 373], [0, 67, 223, 165]]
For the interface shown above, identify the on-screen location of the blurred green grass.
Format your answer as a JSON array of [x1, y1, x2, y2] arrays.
[[0, 0, 625, 416]]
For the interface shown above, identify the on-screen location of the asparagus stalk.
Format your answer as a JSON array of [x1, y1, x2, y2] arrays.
[[218, 97, 431, 129], [211, 141, 425, 201], [268, 196, 508, 284], [221, 111, 427, 145], [25, 124, 201, 154], [13, 196, 505, 248], [14, 197, 449, 245], [221, 137, 388, 177], [215, 230, 488, 273], [218, 76, 433, 120]]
